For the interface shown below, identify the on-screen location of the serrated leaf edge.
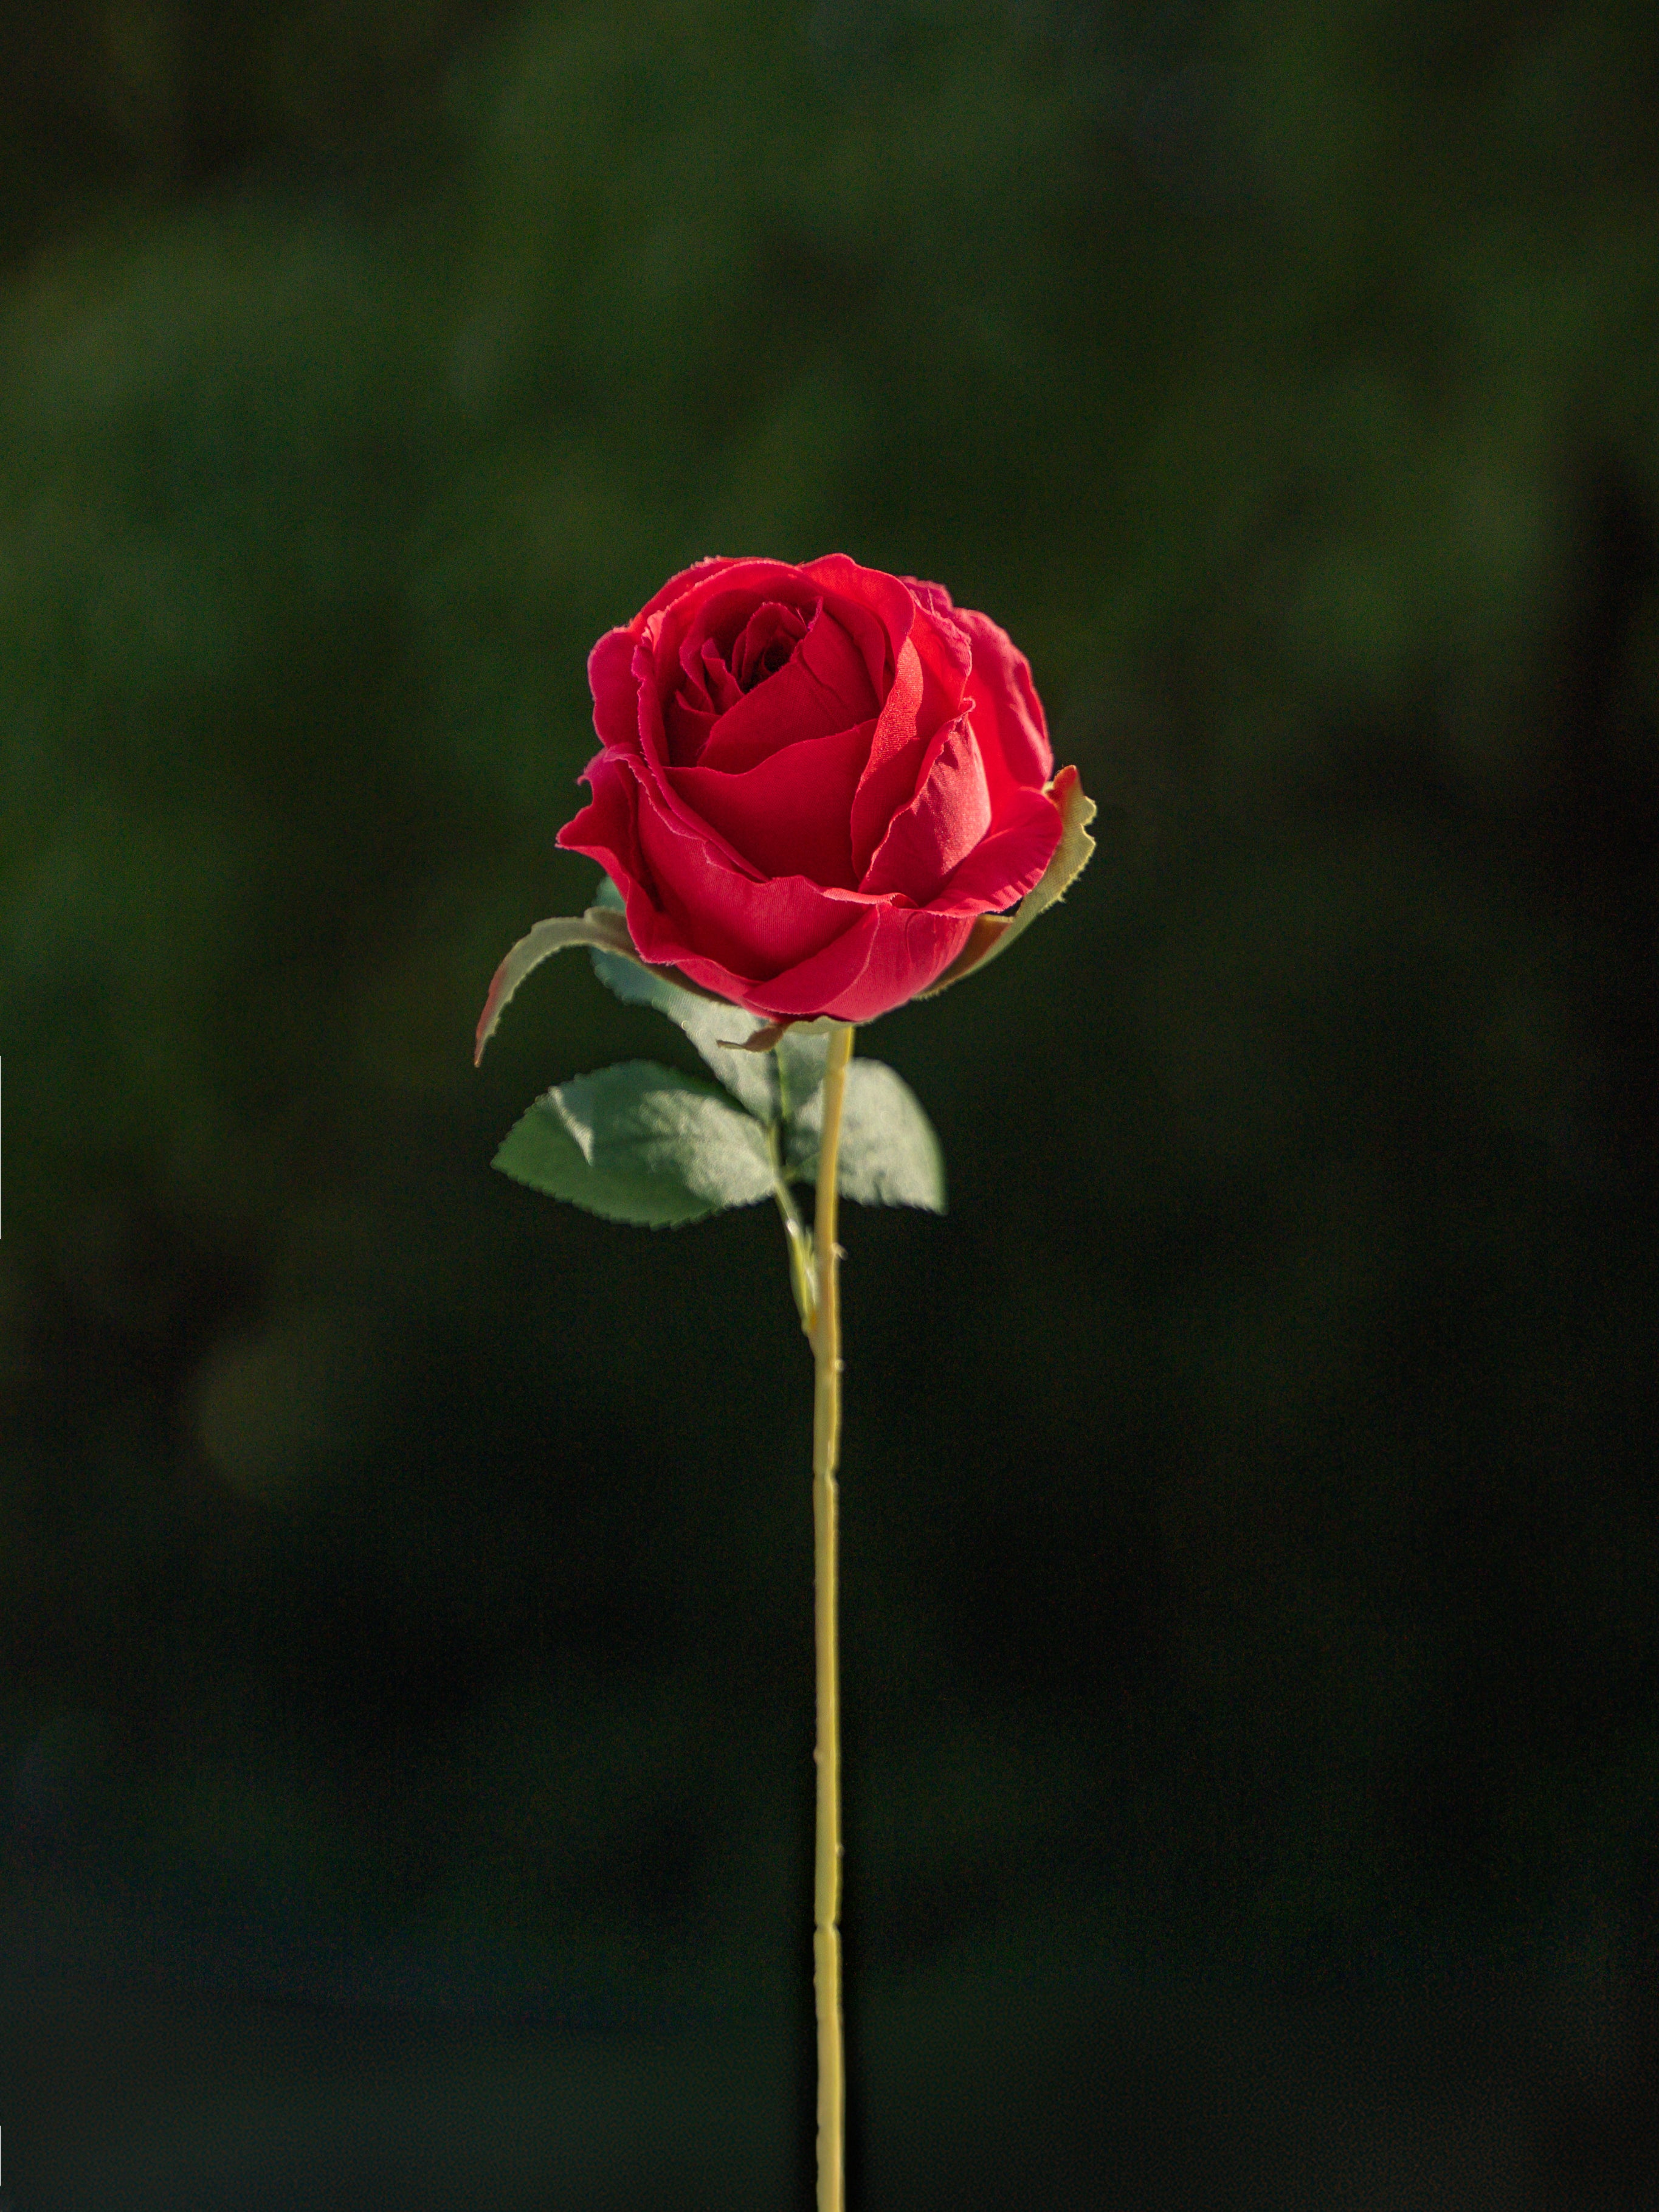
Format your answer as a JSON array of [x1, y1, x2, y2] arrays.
[[492, 1059, 774, 1228]]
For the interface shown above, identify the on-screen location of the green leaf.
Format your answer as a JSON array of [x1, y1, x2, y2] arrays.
[[589, 943, 779, 1121], [785, 1060, 947, 1211], [494, 1060, 775, 1226], [776, 1026, 830, 1117]]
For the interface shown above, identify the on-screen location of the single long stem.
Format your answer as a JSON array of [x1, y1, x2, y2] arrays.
[[812, 1022, 855, 2212]]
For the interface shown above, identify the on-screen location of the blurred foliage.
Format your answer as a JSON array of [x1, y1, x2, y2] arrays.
[[1, 2, 1657, 2151], [0, 0, 517, 258]]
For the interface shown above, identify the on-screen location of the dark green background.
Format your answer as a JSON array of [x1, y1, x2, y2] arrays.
[[2, 1, 1656, 2203]]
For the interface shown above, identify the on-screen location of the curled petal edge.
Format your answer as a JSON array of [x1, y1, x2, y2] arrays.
[[917, 764, 1097, 1000]]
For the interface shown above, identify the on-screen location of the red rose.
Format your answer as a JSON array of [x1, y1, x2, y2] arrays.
[[556, 554, 1069, 1023]]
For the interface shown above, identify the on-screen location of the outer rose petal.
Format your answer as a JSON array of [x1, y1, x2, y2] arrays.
[[847, 590, 973, 877], [637, 908, 971, 1025], [849, 634, 926, 877], [739, 904, 974, 1023], [903, 589, 973, 722], [630, 554, 751, 627], [632, 775, 860, 978], [587, 625, 643, 755], [953, 604, 1054, 808], [556, 748, 654, 897], [556, 756, 975, 1022], [927, 781, 1063, 913]]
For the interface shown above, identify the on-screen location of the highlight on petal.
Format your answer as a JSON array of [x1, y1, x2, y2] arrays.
[[849, 634, 927, 877], [953, 604, 1054, 806], [919, 764, 1097, 998]]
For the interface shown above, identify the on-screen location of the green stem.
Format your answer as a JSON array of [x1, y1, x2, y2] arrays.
[[767, 1125, 816, 1337], [812, 1022, 855, 2212]]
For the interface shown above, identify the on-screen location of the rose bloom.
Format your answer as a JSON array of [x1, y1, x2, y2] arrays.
[[557, 554, 1071, 1023]]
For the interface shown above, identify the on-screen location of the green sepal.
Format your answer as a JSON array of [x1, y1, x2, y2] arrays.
[[474, 907, 641, 1064], [494, 1060, 775, 1226], [785, 1060, 947, 1212]]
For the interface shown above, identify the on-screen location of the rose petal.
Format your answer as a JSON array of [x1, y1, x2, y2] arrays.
[[743, 904, 974, 1022], [954, 605, 1053, 805], [795, 598, 880, 719], [640, 555, 911, 744], [587, 625, 643, 755], [925, 782, 1063, 914], [567, 766, 967, 1023], [663, 632, 739, 770], [920, 764, 1096, 996], [667, 716, 871, 888], [902, 575, 957, 624], [633, 554, 911, 685], [860, 717, 994, 903], [647, 563, 816, 699], [701, 638, 744, 710], [732, 602, 809, 690], [663, 910, 879, 1018], [633, 776, 860, 978], [801, 555, 917, 683], [672, 587, 796, 692], [849, 633, 926, 877], [631, 554, 748, 627], [698, 601, 878, 773], [556, 749, 655, 894], [906, 589, 973, 721], [664, 686, 716, 766], [633, 658, 824, 888]]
